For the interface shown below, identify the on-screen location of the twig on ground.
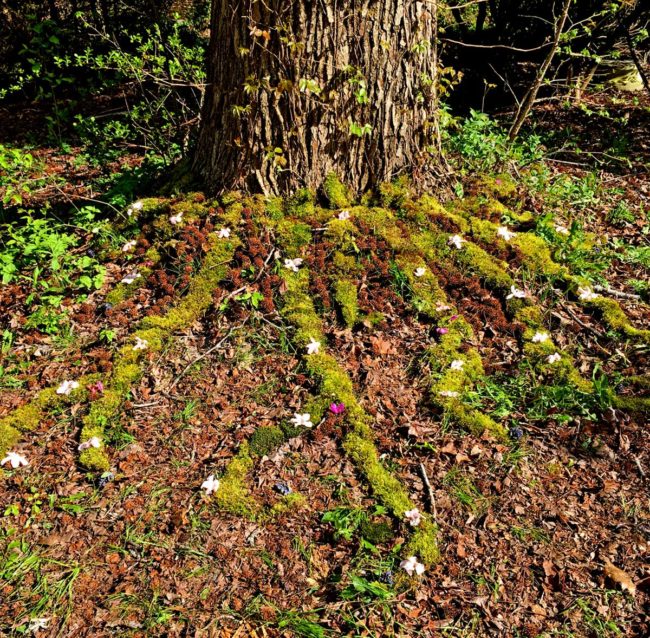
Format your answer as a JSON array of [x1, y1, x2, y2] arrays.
[[169, 323, 244, 389], [593, 285, 640, 301], [419, 462, 437, 521]]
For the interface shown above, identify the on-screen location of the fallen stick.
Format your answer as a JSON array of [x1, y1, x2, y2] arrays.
[[419, 462, 438, 522]]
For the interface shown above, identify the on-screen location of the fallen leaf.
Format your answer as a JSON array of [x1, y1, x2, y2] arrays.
[[604, 561, 636, 594]]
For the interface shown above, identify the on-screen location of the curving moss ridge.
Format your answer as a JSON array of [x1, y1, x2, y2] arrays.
[[0, 376, 99, 460], [79, 229, 241, 470], [271, 219, 440, 564]]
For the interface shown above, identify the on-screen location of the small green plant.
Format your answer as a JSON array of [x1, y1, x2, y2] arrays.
[[448, 109, 543, 171], [607, 202, 635, 226]]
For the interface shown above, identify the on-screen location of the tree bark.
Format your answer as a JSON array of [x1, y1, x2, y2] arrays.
[[194, 0, 439, 196]]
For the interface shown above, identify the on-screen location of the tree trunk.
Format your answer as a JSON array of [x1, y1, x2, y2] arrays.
[[194, 0, 439, 196]]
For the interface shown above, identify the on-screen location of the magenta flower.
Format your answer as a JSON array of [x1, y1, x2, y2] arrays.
[[450, 315, 459, 321], [330, 402, 345, 415], [436, 327, 449, 335], [87, 381, 104, 400]]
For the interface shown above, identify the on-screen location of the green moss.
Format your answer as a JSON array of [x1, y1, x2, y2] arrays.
[[585, 296, 650, 341], [274, 219, 312, 256], [334, 279, 359, 328], [343, 433, 413, 515], [106, 266, 154, 306], [79, 445, 110, 472], [613, 395, 650, 413], [323, 173, 352, 209], [405, 519, 440, 565], [451, 241, 513, 290], [215, 443, 259, 517], [512, 234, 564, 277], [360, 518, 395, 544], [379, 177, 412, 210], [473, 174, 517, 200], [286, 188, 317, 219], [249, 426, 286, 457], [332, 251, 359, 275], [0, 423, 21, 459], [268, 492, 307, 517], [280, 270, 325, 346]]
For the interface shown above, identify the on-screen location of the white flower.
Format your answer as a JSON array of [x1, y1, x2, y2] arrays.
[[506, 285, 527, 300], [450, 359, 465, 371], [448, 234, 466, 249], [284, 258, 303, 272], [578, 286, 599, 301], [56, 380, 80, 396], [78, 436, 101, 451], [27, 617, 50, 633], [497, 226, 516, 241], [547, 352, 562, 364], [400, 556, 425, 576], [435, 302, 452, 312], [555, 224, 570, 235], [121, 272, 141, 285], [1, 452, 29, 469], [122, 239, 137, 253], [169, 212, 183, 225], [291, 412, 313, 428], [338, 210, 351, 220], [532, 332, 549, 343], [414, 267, 426, 278], [217, 227, 231, 238], [133, 336, 149, 351], [201, 474, 220, 495], [126, 201, 143, 217], [438, 390, 459, 398], [404, 508, 422, 527], [306, 338, 321, 355]]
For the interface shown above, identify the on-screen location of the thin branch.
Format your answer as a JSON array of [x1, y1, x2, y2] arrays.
[[419, 462, 437, 521]]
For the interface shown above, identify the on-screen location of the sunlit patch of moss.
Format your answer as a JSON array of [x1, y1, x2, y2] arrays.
[[414, 195, 468, 231], [249, 426, 286, 457], [265, 195, 285, 221], [396, 255, 447, 316], [215, 443, 259, 518], [332, 251, 359, 275], [121, 197, 169, 226], [280, 270, 325, 347], [325, 218, 357, 250], [405, 519, 440, 565], [323, 173, 352, 209], [613, 395, 650, 413], [76, 223, 240, 470], [0, 423, 21, 458], [0, 377, 95, 457], [274, 219, 312, 256], [141, 237, 239, 333], [450, 241, 513, 290], [344, 432, 413, 514], [351, 207, 406, 250], [379, 176, 412, 210], [268, 492, 308, 518], [474, 173, 517, 200], [581, 295, 650, 342], [79, 443, 110, 472], [512, 233, 565, 277], [334, 279, 359, 328]]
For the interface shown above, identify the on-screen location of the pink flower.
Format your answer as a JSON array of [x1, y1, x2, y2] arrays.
[[404, 508, 422, 527], [87, 381, 104, 400], [450, 314, 459, 321], [330, 402, 345, 415], [436, 327, 449, 335], [400, 556, 425, 576], [78, 436, 101, 451]]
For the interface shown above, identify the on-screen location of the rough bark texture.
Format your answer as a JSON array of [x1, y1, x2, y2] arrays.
[[194, 0, 438, 195]]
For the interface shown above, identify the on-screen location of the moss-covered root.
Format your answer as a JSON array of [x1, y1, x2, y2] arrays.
[[0, 378, 95, 459], [79, 230, 240, 471], [214, 443, 260, 518], [277, 261, 440, 564]]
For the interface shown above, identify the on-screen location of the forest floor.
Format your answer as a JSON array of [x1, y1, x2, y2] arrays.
[[0, 92, 649, 637]]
